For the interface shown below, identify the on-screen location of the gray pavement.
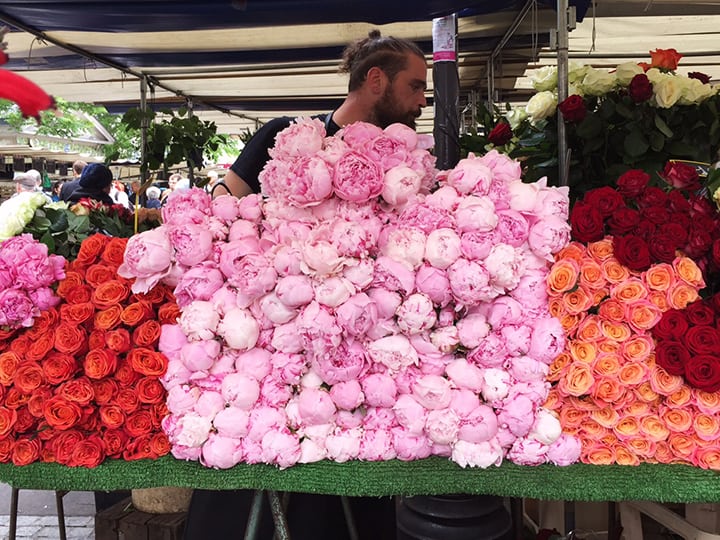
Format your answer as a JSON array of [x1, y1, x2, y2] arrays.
[[0, 484, 95, 539]]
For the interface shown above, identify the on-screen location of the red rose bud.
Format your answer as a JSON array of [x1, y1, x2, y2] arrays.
[[557, 94, 586, 122], [616, 169, 650, 198], [487, 122, 512, 146], [628, 74, 653, 103], [688, 72, 711, 84], [660, 161, 701, 191]]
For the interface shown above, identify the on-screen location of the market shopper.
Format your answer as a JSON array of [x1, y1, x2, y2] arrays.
[[59, 159, 87, 201], [185, 29, 427, 540], [66, 162, 114, 205]]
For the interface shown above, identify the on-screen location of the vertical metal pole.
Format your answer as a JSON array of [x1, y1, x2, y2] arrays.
[[432, 14, 461, 170], [557, 0, 570, 187], [140, 76, 149, 186], [55, 491, 67, 540], [267, 491, 291, 540], [9, 487, 18, 540]]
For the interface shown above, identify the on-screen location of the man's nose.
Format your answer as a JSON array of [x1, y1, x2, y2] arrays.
[[419, 93, 428, 108]]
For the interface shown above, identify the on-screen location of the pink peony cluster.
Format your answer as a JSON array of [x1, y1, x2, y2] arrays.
[[544, 239, 720, 470], [0, 233, 65, 329], [121, 118, 576, 469]]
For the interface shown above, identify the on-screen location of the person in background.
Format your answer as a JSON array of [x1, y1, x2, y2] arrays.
[[50, 180, 64, 202], [145, 186, 162, 209], [204, 170, 219, 193], [186, 29, 427, 540], [110, 180, 130, 208], [128, 180, 147, 208], [60, 159, 87, 201], [160, 172, 182, 205], [66, 163, 114, 205], [13, 173, 40, 196]]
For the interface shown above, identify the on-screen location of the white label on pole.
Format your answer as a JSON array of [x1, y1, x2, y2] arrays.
[[432, 16, 456, 62]]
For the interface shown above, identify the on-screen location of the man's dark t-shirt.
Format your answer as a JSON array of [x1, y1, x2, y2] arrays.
[[230, 113, 340, 194]]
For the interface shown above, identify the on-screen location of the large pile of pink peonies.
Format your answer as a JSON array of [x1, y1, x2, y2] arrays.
[[119, 118, 580, 469]]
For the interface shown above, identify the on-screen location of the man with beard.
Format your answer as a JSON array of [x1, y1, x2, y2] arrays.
[[187, 31, 427, 540], [212, 29, 428, 199]]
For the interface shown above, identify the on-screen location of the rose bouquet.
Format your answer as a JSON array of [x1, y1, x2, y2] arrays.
[[544, 239, 720, 469], [0, 233, 65, 330], [119, 118, 580, 470], [0, 233, 176, 466]]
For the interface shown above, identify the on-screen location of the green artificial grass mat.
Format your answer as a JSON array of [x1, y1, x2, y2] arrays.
[[0, 457, 718, 502]]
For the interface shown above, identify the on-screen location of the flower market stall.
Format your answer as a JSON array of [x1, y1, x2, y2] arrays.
[[2, 44, 720, 540]]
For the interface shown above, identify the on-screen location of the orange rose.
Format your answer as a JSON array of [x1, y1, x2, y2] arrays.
[[59, 377, 95, 406], [581, 442, 615, 465], [548, 297, 565, 318], [625, 401, 651, 417], [626, 436, 656, 458], [587, 239, 614, 261], [634, 382, 659, 403], [593, 353, 621, 377], [84, 264, 117, 288], [0, 406, 17, 437], [92, 280, 130, 309], [649, 367, 684, 396], [621, 334, 654, 363], [116, 388, 140, 414], [70, 435, 105, 468], [0, 351, 21, 385], [125, 410, 154, 437], [543, 388, 562, 410], [121, 301, 153, 327], [88, 329, 106, 350], [13, 364, 45, 394], [99, 404, 126, 430], [43, 397, 82, 430], [665, 386, 692, 408], [639, 414, 670, 442], [562, 286, 595, 315], [26, 308, 59, 339], [101, 237, 129, 267], [24, 332, 55, 363], [103, 429, 129, 457], [91, 378, 119, 406], [559, 405, 585, 428], [157, 303, 181, 325], [75, 234, 108, 266], [557, 242, 585, 262], [643, 263, 674, 291], [150, 402, 169, 428], [600, 320, 632, 342], [83, 348, 118, 380], [149, 432, 171, 457], [598, 340, 619, 354], [136, 377, 166, 404], [9, 334, 31, 356], [610, 278, 648, 303], [626, 301, 662, 333], [661, 407, 692, 433], [11, 438, 41, 466], [576, 315, 602, 342], [666, 282, 701, 310], [128, 348, 168, 377], [63, 284, 93, 305], [596, 298, 625, 322], [649, 48, 682, 71], [547, 352, 572, 382], [547, 259, 579, 295], [617, 362, 648, 387], [602, 259, 630, 284], [558, 313, 581, 335], [647, 290, 669, 311], [590, 407, 619, 428], [55, 271, 85, 299], [613, 445, 640, 466], [580, 418, 608, 438], [613, 415, 640, 439], [94, 305, 123, 331], [569, 396, 596, 411], [694, 390, 720, 414], [52, 429, 85, 465], [558, 362, 595, 397], [105, 328, 131, 353], [54, 323, 88, 355], [579, 259, 606, 290], [115, 360, 140, 386], [694, 447, 720, 471], [4, 388, 30, 410], [591, 377, 624, 404], [59, 302, 95, 326], [693, 413, 720, 442], [569, 341, 597, 364], [652, 441, 676, 464], [132, 285, 169, 306]]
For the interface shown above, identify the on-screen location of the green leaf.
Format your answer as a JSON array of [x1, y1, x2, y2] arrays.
[[575, 115, 603, 139], [649, 131, 665, 152], [615, 102, 635, 119], [654, 115, 674, 138], [624, 130, 650, 158]]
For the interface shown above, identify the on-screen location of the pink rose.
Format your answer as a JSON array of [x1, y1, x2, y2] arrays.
[[445, 158, 493, 195], [381, 166, 422, 206], [213, 407, 250, 438], [361, 373, 398, 408], [201, 434, 244, 469], [117, 227, 173, 293], [333, 151, 384, 202], [451, 439, 503, 468]]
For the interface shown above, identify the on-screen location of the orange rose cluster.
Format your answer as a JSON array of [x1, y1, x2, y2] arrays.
[[0, 234, 179, 467]]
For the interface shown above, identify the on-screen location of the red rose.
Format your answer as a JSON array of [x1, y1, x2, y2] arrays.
[[54, 323, 88, 356], [684, 325, 720, 355], [105, 328, 131, 353], [92, 280, 131, 309], [684, 227, 713, 259], [122, 434, 154, 461], [647, 233, 679, 264], [685, 300, 716, 326], [128, 348, 167, 377], [613, 234, 651, 271], [27, 387, 53, 418], [640, 206, 670, 226], [121, 301, 154, 327], [150, 402, 169, 429], [136, 377, 166, 404], [558, 94, 587, 122], [25, 332, 55, 363], [661, 162, 701, 191], [99, 404, 126, 430], [52, 429, 85, 465], [654, 340, 689, 376], [132, 286, 169, 306], [93, 305, 123, 331], [83, 348, 118, 380], [0, 406, 17, 437], [91, 378, 119, 405], [658, 222, 688, 247], [713, 239, 720, 267], [616, 169, 650, 198], [0, 351, 21, 385], [115, 360, 140, 386], [636, 186, 668, 209], [684, 354, 720, 392], [157, 303, 181, 325], [84, 264, 117, 288], [101, 237, 129, 268], [75, 234, 109, 266], [570, 201, 604, 243], [649, 48, 682, 71], [70, 434, 105, 468], [116, 388, 140, 414], [26, 308, 59, 338], [63, 284, 93, 305], [11, 437, 41, 466], [55, 271, 85, 300], [149, 433, 171, 457], [103, 429, 129, 458], [628, 74, 653, 103], [9, 334, 31, 356], [15, 407, 38, 433], [583, 186, 625, 218], [607, 207, 640, 235], [125, 410, 154, 438], [59, 302, 95, 326], [667, 190, 691, 213], [88, 330, 106, 350], [4, 389, 30, 410], [688, 72, 711, 84], [13, 364, 45, 394], [43, 397, 82, 430], [487, 122, 512, 146], [58, 376, 95, 406], [132, 320, 162, 347], [0, 438, 13, 462]]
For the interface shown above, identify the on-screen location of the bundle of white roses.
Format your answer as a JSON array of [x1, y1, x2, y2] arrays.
[[119, 118, 580, 469]]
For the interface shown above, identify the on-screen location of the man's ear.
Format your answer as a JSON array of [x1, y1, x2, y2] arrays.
[[366, 66, 388, 95]]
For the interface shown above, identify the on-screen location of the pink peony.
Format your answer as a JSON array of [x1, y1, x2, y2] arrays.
[[445, 157, 493, 195], [445, 359, 484, 392], [361, 373, 398, 408], [335, 293, 378, 337], [424, 228, 462, 269], [261, 430, 301, 469], [217, 308, 260, 351], [455, 195, 498, 232], [425, 408, 460, 444], [298, 387, 337, 425], [173, 262, 225, 308], [180, 339, 221, 372], [179, 300, 220, 341], [333, 151, 384, 202], [167, 223, 214, 267], [396, 293, 436, 334], [381, 165, 422, 206], [367, 334, 419, 373], [202, 434, 244, 469], [269, 116, 326, 160], [451, 439, 504, 468], [118, 227, 173, 293], [213, 407, 250, 438]]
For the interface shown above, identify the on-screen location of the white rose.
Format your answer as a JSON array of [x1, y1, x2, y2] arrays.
[[580, 68, 616, 96], [525, 91, 557, 121], [567, 61, 590, 85], [645, 68, 664, 85], [653, 76, 683, 108], [679, 77, 714, 105], [528, 66, 558, 91], [505, 108, 528, 130], [615, 62, 644, 86]]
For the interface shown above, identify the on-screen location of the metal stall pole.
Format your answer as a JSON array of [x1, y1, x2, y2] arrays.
[[557, 0, 570, 186], [432, 14, 461, 171]]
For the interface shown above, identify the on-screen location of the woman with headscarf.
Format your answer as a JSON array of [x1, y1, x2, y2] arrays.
[[67, 163, 114, 205]]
